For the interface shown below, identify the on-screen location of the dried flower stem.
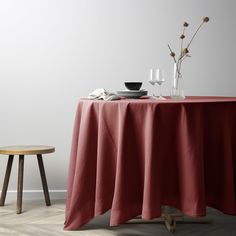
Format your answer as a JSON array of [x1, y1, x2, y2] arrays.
[[168, 44, 177, 63], [186, 21, 204, 49], [168, 44, 181, 77], [179, 28, 186, 76], [180, 28, 185, 58]]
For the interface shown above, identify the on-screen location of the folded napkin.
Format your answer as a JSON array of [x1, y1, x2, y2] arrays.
[[88, 88, 120, 101]]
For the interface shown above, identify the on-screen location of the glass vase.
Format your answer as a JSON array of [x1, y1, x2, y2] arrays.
[[171, 63, 185, 99]]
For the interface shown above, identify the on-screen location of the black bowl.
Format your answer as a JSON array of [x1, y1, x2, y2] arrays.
[[125, 82, 142, 90]]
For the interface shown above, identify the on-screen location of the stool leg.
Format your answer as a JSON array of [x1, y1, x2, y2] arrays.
[[0, 155, 14, 206], [17, 155, 24, 214], [37, 154, 51, 206]]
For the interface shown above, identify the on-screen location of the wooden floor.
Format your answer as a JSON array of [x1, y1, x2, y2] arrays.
[[0, 199, 236, 236]]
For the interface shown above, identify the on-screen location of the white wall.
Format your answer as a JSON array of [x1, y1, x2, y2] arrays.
[[0, 0, 236, 199]]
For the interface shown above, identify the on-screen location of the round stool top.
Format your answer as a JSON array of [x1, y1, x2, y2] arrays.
[[0, 145, 55, 155]]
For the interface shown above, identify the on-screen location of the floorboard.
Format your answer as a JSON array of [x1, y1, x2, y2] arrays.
[[0, 199, 236, 236]]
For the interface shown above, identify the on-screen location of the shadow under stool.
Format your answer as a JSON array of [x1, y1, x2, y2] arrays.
[[0, 145, 55, 214]]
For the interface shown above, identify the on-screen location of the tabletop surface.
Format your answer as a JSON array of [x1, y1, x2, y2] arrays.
[[81, 96, 236, 104], [0, 145, 55, 155]]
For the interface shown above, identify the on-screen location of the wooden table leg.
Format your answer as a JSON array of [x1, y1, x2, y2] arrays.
[[162, 212, 176, 233], [162, 206, 176, 233], [37, 154, 51, 206], [17, 155, 24, 214], [0, 155, 14, 206], [127, 207, 210, 234]]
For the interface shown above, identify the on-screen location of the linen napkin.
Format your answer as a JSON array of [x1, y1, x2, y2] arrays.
[[88, 88, 120, 101]]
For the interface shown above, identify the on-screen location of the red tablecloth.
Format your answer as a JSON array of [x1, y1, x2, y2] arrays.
[[64, 96, 236, 230]]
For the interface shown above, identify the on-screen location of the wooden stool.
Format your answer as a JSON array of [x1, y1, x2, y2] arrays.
[[0, 145, 55, 214]]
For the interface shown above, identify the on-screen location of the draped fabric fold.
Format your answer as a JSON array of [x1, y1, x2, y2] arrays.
[[64, 97, 236, 230]]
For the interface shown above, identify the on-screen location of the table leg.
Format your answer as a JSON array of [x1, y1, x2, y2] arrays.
[[162, 212, 176, 233], [0, 155, 14, 206], [37, 154, 51, 206], [126, 211, 176, 233], [127, 206, 211, 233], [17, 155, 24, 214], [161, 206, 177, 233]]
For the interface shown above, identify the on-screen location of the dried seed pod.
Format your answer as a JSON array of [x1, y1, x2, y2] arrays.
[[180, 34, 185, 39], [183, 22, 189, 27], [203, 17, 209, 22], [183, 48, 189, 55]]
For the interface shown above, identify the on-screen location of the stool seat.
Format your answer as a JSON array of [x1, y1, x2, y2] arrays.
[[0, 145, 55, 214], [0, 145, 55, 155]]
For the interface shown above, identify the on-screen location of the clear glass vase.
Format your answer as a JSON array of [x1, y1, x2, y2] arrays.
[[171, 63, 185, 99]]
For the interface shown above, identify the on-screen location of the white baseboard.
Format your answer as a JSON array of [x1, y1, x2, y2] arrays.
[[0, 190, 67, 201]]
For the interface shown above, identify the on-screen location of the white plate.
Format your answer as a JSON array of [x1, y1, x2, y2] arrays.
[[116, 90, 148, 98]]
